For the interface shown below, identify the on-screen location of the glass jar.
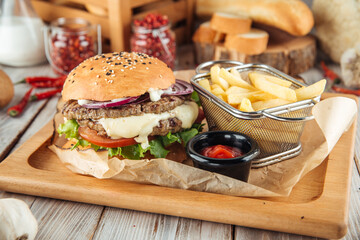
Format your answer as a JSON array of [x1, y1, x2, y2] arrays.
[[0, 0, 46, 67], [44, 18, 102, 75], [130, 23, 176, 69]]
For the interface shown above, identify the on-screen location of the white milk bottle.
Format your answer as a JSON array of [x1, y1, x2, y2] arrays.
[[0, 0, 46, 67]]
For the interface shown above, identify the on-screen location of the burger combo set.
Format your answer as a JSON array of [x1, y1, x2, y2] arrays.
[[0, 7, 359, 237], [0, 49, 357, 238]]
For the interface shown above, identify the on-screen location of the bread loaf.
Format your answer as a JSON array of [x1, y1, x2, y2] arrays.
[[225, 28, 269, 55], [210, 12, 252, 34], [192, 21, 218, 43], [196, 0, 314, 36]]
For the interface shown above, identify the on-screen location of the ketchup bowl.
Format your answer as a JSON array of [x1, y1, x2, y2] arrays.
[[186, 131, 260, 182]]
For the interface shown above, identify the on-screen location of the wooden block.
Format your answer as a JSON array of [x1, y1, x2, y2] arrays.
[[194, 35, 316, 76]]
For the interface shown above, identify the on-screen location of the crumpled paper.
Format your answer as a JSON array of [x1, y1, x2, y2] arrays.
[[49, 96, 357, 197]]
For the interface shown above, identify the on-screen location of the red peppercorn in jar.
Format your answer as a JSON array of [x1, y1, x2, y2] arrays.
[[44, 18, 101, 75], [131, 14, 176, 69]]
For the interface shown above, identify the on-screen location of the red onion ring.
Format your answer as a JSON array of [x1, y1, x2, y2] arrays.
[[164, 79, 193, 96], [80, 96, 139, 109], [79, 80, 193, 109]]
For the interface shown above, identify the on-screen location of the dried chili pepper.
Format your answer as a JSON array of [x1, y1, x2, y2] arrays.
[[15, 75, 66, 85], [331, 85, 360, 96], [320, 61, 341, 83], [29, 78, 65, 88], [320, 61, 360, 95], [51, 29, 95, 75], [131, 13, 176, 69], [30, 88, 62, 101], [7, 87, 34, 117]]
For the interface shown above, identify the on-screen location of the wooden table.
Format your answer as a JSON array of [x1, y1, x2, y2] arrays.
[[0, 48, 359, 239]]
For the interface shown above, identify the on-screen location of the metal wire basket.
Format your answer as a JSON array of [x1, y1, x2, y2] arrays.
[[191, 60, 320, 168]]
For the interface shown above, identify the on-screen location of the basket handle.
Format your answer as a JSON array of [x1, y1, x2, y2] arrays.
[[195, 60, 244, 74], [262, 101, 316, 122]]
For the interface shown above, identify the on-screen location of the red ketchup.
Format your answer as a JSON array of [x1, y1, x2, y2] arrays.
[[201, 145, 243, 159]]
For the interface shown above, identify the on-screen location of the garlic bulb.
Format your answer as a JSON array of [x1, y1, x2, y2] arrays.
[[340, 43, 360, 88], [0, 198, 38, 240]]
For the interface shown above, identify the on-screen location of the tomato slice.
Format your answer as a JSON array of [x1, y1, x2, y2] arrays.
[[195, 108, 205, 124], [78, 127, 137, 148]]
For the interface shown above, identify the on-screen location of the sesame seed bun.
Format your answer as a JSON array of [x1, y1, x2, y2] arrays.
[[62, 52, 175, 101]]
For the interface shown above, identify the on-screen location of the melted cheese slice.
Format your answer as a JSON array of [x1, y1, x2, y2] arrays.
[[97, 101, 199, 148]]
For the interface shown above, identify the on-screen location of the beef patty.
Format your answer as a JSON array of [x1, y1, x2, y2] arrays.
[[62, 96, 188, 137]]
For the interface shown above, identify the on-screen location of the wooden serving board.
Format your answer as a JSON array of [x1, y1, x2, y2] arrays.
[[0, 93, 356, 239]]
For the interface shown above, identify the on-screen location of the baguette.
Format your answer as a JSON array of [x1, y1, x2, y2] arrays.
[[225, 28, 269, 55], [196, 0, 314, 36], [210, 12, 252, 34]]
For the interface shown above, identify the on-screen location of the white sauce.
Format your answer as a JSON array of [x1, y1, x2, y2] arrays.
[[97, 101, 198, 148], [78, 100, 91, 105], [0, 17, 46, 67], [148, 87, 174, 102], [78, 97, 131, 106]]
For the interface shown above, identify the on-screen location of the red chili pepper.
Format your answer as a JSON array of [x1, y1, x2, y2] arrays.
[[29, 78, 65, 88], [331, 85, 360, 96], [15, 75, 66, 85], [7, 87, 34, 117], [30, 88, 62, 101], [320, 61, 341, 83]]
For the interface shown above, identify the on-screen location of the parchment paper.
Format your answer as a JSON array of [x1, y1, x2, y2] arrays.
[[48, 71, 358, 197]]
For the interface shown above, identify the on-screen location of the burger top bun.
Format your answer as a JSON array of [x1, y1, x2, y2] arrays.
[[62, 52, 175, 102]]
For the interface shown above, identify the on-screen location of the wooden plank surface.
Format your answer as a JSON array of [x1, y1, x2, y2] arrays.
[[0, 64, 56, 161], [93, 208, 232, 239], [0, 46, 359, 239]]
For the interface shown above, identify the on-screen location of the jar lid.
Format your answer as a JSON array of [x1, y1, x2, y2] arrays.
[[132, 23, 170, 34]]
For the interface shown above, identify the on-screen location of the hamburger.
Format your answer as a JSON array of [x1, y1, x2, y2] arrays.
[[57, 52, 202, 162]]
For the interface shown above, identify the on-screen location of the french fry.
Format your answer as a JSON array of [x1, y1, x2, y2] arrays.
[[295, 79, 326, 101], [203, 67, 325, 112], [266, 75, 292, 88], [211, 84, 222, 90], [225, 86, 251, 95], [215, 94, 225, 101], [251, 92, 275, 101], [211, 87, 225, 96], [230, 67, 241, 78], [252, 99, 292, 111], [249, 72, 292, 88], [219, 68, 255, 90], [239, 98, 255, 112], [210, 66, 229, 90], [249, 73, 297, 102], [198, 79, 211, 92], [227, 92, 261, 105]]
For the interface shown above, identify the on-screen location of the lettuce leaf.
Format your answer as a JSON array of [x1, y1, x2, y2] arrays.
[[121, 144, 148, 159], [149, 139, 169, 158], [57, 120, 203, 159], [179, 128, 199, 145], [57, 119, 79, 139], [191, 91, 201, 106]]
